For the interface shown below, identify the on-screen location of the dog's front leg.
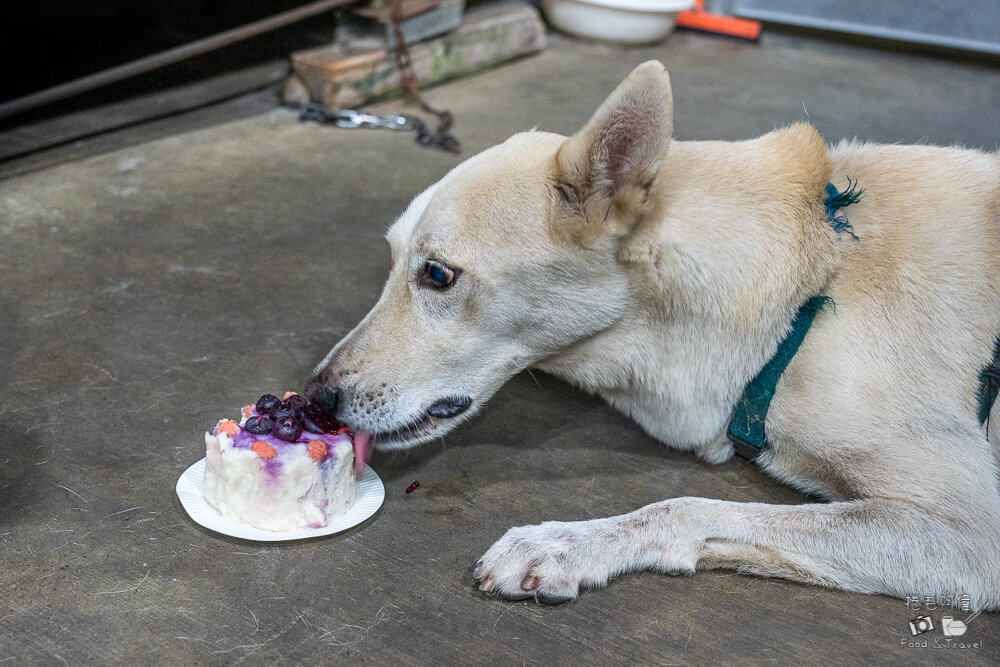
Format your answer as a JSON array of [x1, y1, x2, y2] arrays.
[[474, 499, 713, 603], [474, 498, 1000, 608], [474, 512, 691, 604]]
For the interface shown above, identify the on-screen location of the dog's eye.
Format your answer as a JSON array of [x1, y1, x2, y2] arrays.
[[422, 260, 456, 289]]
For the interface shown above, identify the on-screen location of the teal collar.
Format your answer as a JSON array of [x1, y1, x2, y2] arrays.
[[727, 180, 861, 460], [728, 179, 1000, 459], [727, 296, 834, 460], [730, 311, 1000, 460]]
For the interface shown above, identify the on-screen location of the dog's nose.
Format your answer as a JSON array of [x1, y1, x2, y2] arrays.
[[310, 386, 340, 417], [426, 396, 471, 419], [305, 379, 340, 419]]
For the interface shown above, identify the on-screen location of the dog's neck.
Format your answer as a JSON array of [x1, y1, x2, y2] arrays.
[[536, 125, 841, 462]]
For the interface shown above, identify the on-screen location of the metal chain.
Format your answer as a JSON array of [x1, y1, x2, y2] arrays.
[[300, 105, 413, 130], [387, 0, 460, 152], [298, 104, 452, 149], [297, 0, 460, 153]]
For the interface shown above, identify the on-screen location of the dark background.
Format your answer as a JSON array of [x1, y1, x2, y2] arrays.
[[0, 1, 338, 113]]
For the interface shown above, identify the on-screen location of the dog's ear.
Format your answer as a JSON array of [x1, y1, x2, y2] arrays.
[[554, 61, 673, 240]]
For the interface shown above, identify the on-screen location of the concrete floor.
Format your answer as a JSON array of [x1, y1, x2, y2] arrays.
[[2, 30, 999, 665]]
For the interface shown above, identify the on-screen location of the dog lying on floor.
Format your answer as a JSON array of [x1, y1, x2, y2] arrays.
[[306, 61, 1000, 609]]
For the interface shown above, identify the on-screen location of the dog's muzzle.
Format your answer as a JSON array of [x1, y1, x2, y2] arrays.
[[426, 396, 471, 419]]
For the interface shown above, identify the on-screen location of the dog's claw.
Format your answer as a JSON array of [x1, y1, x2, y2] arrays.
[[520, 574, 538, 590], [472, 559, 484, 579]]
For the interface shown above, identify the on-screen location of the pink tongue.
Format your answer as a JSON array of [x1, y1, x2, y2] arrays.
[[352, 431, 373, 477]]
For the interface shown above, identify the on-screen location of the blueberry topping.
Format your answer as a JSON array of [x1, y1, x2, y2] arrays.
[[272, 417, 303, 442], [285, 394, 307, 411], [244, 415, 275, 434], [272, 400, 300, 421], [301, 419, 326, 435], [255, 394, 281, 416], [302, 403, 336, 434]]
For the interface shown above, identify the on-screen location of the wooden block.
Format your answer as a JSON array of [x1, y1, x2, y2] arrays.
[[283, 2, 546, 109]]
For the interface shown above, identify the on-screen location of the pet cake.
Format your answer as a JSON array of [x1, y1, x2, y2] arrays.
[[202, 392, 371, 531]]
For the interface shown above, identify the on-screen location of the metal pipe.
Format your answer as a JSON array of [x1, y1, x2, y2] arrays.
[[0, 0, 359, 121]]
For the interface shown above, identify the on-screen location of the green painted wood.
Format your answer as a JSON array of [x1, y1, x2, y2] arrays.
[[285, 2, 546, 109]]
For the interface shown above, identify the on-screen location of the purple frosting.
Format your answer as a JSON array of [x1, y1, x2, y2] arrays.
[[215, 403, 352, 460], [230, 428, 350, 455]]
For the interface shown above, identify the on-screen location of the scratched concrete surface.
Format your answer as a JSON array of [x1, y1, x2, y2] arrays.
[[2, 31, 999, 665]]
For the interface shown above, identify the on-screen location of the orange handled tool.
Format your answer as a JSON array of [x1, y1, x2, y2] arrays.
[[676, 0, 762, 41]]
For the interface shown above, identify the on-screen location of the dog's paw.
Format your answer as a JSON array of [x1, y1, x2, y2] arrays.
[[473, 520, 616, 604]]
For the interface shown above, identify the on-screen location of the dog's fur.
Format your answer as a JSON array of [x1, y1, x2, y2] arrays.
[[308, 62, 1000, 609]]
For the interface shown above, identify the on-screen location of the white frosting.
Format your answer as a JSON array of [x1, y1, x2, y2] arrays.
[[202, 431, 356, 532]]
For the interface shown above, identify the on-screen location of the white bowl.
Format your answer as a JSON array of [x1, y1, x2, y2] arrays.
[[543, 0, 694, 44]]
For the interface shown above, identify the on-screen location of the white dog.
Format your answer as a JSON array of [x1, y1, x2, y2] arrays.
[[307, 62, 1000, 608]]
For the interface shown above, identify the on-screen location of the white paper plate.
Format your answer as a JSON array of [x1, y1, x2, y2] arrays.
[[176, 458, 385, 542]]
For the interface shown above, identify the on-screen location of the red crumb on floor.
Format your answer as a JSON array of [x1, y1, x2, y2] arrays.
[[241, 404, 254, 419], [337, 426, 351, 435], [251, 441, 277, 460], [405, 481, 420, 494], [216, 419, 239, 437], [308, 440, 328, 462], [283, 391, 298, 400]]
